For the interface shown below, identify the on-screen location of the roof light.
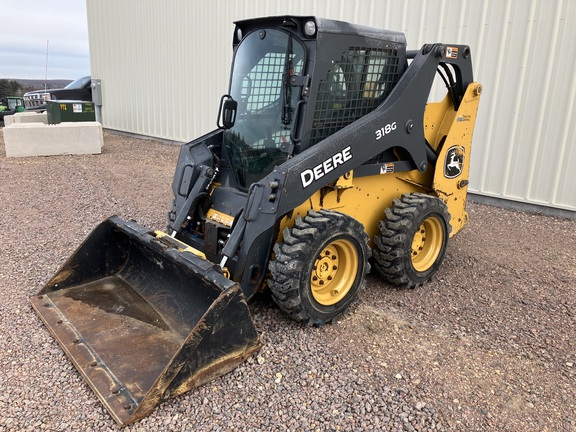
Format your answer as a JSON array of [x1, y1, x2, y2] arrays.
[[304, 20, 316, 37]]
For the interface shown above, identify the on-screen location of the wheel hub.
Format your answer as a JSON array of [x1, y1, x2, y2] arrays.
[[313, 248, 338, 283], [411, 216, 443, 272], [311, 240, 357, 306]]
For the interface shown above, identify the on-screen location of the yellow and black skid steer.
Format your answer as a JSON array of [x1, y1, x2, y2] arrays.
[[31, 16, 482, 425]]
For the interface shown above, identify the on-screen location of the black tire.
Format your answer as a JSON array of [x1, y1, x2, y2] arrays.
[[373, 193, 451, 288], [268, 210, 371, 326]]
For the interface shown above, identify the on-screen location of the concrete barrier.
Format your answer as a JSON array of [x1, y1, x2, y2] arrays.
[[2, 122, 103, 158], [4, 111, 48, 125], [3, 114, 16, 126]]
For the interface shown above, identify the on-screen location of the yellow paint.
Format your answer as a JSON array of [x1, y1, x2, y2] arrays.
[[279, 168, 433, 246], [206, 208, 234, 227], [154, 231, 207, 259], [311, 238, 358, 305], [411, 215, 444, 271], [424, 93, 457, 150], [154, 231, 232, 278], [431, 83, 483, 236], [278, 82, 482, 243]]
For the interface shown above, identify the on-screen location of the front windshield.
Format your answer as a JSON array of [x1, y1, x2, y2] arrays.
[[65, 76, 90, 89], [224, 29, 305, 191], [8, 98, 20, 110]]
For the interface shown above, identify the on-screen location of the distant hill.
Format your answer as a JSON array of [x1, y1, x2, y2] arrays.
[[15, 79, 73, 93]]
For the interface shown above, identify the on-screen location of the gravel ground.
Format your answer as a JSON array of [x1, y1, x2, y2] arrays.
[[0, 130, 574, 431]]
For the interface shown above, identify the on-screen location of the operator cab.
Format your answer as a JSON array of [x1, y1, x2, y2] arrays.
[[218, 16, 407, 191]]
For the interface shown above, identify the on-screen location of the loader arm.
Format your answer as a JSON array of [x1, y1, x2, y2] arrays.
[[226, 43, 474, 289]]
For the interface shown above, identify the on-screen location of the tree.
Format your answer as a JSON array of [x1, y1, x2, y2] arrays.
[[0, 79, 22, 99]]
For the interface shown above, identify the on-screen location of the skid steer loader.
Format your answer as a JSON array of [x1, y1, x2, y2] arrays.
[[31, 16, 482, 425]]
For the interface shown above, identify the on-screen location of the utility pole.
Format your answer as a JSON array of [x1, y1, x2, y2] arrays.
[[44, 39, 49, 92]]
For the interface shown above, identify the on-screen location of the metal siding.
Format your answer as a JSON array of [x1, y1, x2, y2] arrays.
[[87, 0, 576, 212]]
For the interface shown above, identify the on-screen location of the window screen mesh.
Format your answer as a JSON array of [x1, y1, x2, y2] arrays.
[[310, 47, 401, 146], [243, 53, 303, 113]]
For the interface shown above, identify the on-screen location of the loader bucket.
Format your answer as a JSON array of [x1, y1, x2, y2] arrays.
[[30, 216, 261, 426]]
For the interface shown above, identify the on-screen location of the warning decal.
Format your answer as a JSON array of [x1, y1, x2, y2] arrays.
[[380, 163, 394, 174], [445, 46, 459, 59]]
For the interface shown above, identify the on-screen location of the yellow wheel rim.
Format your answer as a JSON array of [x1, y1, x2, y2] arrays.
[[411, 216, 444, 272], [311, 239, 358, 306]]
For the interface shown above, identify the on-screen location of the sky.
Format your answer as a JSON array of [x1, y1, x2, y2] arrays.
[[0, 0, 90, 80]]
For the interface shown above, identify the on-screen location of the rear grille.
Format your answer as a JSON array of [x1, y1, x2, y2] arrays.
[[23, 93, 50, 109]]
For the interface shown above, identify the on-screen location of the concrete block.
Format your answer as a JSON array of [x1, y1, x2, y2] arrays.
[[4, 112, 48, 125], [3, 122, 103, 158]]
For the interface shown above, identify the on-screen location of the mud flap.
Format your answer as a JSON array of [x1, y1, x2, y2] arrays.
[[30, 216, 261, 426]]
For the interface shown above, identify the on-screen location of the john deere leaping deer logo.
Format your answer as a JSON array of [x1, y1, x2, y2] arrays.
[[444, 146, 465, 179]]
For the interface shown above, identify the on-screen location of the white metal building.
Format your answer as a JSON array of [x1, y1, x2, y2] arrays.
[[86, 0, 576, 216]]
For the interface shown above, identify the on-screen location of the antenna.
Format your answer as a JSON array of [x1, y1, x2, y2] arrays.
[[44, 40, 49, 93]]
